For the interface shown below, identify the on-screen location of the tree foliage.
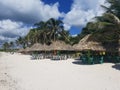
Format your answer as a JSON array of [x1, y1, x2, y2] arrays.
[[80, 0, 120, 44], [18, 18, 71, 47], [101, 0, 120, 18]]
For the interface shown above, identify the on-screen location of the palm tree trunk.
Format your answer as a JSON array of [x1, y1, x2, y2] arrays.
[[53, 32, 56, 55], [43, 33, 46, 57], [118, 34, 120, 56]]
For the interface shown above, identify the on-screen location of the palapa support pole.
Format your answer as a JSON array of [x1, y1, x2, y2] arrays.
[[44, 43, 46, 58], [54, 50, 57, 55]]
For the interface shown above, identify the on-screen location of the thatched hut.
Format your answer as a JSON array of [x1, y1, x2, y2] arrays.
[[17, 48, 25, 53], [73, 34, 106, 51], [17, 47, 31, 54], [48, 40, 74, 51], [29, 43, 49, 51]]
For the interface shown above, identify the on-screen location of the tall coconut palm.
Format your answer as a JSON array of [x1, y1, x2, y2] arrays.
[[26, 28, 41, 46], [89, 13, 120, 55], [25, 18, 70, 50], [9, 41, 14, 49], [101, 0, 120, 18], [34, 21, 50, 44], [45, 18, 70, 54], [16, 37, 27, 49], [46, 18, 70, 42], [2, 42, 10, 51], [93, 13, 120, 43], [80, 22, 99, 39]]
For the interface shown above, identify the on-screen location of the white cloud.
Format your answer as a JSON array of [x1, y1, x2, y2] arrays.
[[63, 0, 106, 30], [0, 0, 63, 43], [0, 0, 107, 43], [71, 34, 77, 37], [0, 19, 30, 42], [0, 35, 17, 42], [0, 20, 23, 30], [0, 0, 62, 23], [63, 24, 71, 30]]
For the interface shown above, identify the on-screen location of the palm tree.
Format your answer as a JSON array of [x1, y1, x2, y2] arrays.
[[93, 13, 120, 43], [86, 13, 120, 56], [26, 28, 41, 46], [46, 18, 70, 42], [101, 0, 120, 18], [16, 37, 27, 49], [9, 41, 14, 49], [2, 42, 10, 51], [34, 21, 49, 44], [25, 18, 70, 46], [80, 22, 99, 39]]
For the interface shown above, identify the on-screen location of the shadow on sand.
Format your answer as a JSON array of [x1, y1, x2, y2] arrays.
[[112, 64, 120, 70], [72, 59, 103, 65], [72, 60, 82, 65], [72, 60, 92, 65]]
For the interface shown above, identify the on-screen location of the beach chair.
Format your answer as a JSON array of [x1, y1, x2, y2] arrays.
[[89, 57, 94, 64], [52, 55, 60, 60], [81, 56, 86, 64], [99, 56, 104, 64], [114, 56, 120, 63], [31, 54, 37, 60], [37, 54, 43, 59], [116, 56, 120, 63], [63, 55, 67, 60]]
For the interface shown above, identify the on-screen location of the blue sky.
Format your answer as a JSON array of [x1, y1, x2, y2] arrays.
[[43, 0, 73, 13], [43, 0, 81, 34], [0, 0, 106, 44]]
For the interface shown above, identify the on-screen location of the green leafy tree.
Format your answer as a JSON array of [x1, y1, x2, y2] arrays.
[[9, 41, 14, 49], [2, 42, 10, 51]]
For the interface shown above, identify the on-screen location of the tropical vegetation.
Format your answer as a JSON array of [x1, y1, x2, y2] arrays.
[[2, 0, 120, 53], [2, 41, 15, 51], [25, 18, 70, 46], [79, 0, 120, 45]]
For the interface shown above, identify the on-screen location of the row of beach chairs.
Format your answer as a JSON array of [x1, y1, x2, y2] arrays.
[[31, 54, 70, 60], [31, 54, 44, 59], [80, 55, 104, 64]]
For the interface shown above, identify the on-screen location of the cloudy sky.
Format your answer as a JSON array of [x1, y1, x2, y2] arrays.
[[0, 0, 106, 44]]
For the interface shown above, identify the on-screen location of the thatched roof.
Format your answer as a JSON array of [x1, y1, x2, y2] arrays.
[[17, 48, 25, 53], [28, 41, 74, 51], [24, 47, 31, 52], [46, 41, 74, 51], [73, 34, 106, 51], [29, 43, 49, 51], [17, 47, 31, 53]]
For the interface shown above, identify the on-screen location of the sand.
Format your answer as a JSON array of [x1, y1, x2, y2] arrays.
[[0, 52, 120, 90]]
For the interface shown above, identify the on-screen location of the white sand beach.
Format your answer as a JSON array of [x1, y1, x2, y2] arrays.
[[0, 52, 120, 90]]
